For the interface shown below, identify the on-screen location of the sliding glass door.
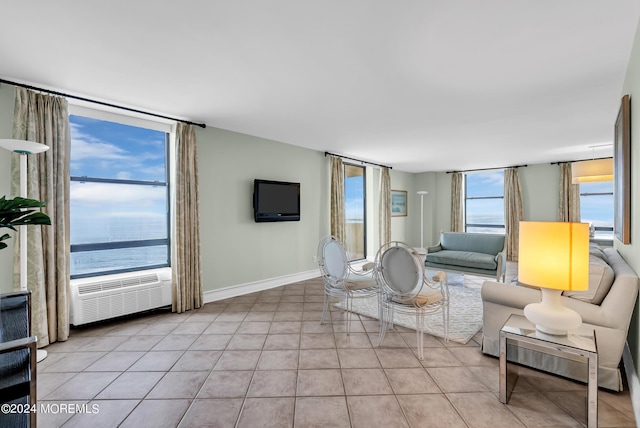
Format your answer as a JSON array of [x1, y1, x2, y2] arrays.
[[344, 164, 366, 260]]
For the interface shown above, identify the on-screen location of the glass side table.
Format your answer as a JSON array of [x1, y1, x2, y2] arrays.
[[499, 314, 598, 428]]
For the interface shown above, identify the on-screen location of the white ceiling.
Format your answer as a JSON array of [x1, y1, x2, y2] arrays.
[[1, 1, 639, 172]]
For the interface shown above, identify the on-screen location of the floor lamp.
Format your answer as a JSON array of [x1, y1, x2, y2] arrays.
[[417, 191, 428, 255], [0, 139, 50, 362]]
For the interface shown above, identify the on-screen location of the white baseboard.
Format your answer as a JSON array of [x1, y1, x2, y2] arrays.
[[203, 269, 320, 303], [622, 342, 640, 424]]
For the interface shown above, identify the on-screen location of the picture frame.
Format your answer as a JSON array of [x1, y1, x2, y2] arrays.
[[614, 94, 631, 244], [391, 190, 407, 217]]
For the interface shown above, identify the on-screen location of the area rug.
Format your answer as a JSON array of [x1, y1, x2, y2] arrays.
[[336, 284, 483, 344]]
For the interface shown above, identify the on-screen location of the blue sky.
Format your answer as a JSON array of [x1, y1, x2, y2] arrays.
[[579, 181, 614, 227], [345, 175, 364, 221], [70, 115, 166, 181], [69, 115, 169, 244]]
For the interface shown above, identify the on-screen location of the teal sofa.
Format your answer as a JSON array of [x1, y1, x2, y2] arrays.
[[425, 232, 506, 282]]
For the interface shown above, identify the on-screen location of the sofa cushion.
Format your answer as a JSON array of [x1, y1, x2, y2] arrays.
[[563, 255, 614, 305], [425, 250, 497, 271]]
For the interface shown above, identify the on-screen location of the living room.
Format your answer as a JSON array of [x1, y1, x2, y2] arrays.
[[1, 2, 640, 427]]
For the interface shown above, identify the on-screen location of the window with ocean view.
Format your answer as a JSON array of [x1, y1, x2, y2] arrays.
[[465, 170, 505, 234], [69, 110, 171, 278], [344, 164, 366, 260], [580, 180, 614, 240]]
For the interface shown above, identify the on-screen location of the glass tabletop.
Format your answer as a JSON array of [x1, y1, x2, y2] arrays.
[[501, 314, 596, 353]]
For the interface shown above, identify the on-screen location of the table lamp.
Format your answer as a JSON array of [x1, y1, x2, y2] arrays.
[[518, 221, 589, 335]]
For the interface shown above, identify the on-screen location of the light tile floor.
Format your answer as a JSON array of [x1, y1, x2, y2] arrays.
[[37, 269, 636, 427]]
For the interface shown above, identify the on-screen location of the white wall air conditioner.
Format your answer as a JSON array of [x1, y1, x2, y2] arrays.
[[69, 267, 172, 326]]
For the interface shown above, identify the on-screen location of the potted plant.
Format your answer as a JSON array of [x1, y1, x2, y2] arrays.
[[0, 196, 51, 251]]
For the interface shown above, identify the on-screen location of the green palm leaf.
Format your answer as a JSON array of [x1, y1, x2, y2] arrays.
[[0, 196, 52, 250]]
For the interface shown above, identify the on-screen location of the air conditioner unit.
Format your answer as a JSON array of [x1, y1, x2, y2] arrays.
[[69, 267, 172, 326]]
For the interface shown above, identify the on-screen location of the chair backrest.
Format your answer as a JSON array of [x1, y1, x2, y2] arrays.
[[317, 236, 348, 281], [376, 242, 424, 299], [0, 292, 31, 342]]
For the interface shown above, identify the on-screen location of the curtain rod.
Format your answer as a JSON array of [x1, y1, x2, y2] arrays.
[[550, 156, 612, 165], [0, 78, 207, 129], [324, 152, 392, 169], [446, 164, 527, 174]]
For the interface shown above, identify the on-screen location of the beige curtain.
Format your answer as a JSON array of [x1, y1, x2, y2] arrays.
[[330, 156, 346, 243], [559, 163, 580, 222], [450, 172, 463, 232], [504, 168, 524, 261], [172, 123, 203, 313], [11, 88, 70, 347], [378, 167, 391, 245]]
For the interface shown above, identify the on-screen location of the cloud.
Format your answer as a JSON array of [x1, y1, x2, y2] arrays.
[[71, 182, 167, 207], [475, 170, 504, 186], [70, 120, 166, 181], [102, 210, 166, 219], [116, 171, 133, 180], [71, 139, 131, 161]]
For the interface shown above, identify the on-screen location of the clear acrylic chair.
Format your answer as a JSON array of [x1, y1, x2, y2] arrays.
[[316, 235, 378, 334], [374, 241, 449, 360]]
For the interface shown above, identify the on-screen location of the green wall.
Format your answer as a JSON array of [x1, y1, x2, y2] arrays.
[[616, 15, 640, 379], [196, 126, 328, 291]]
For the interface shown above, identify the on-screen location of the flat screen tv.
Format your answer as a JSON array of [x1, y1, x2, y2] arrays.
[[253, 179, 300, 222]]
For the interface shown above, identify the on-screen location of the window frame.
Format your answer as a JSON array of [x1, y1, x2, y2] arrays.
[[464, 171, 505, 233], [68, 106, 173, 279]]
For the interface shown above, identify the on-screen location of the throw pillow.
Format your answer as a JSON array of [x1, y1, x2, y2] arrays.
[[563, 256, 614, 305]]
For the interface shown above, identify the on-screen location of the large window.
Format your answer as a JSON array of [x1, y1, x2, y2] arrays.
[[69, 110, 171, 278], [344, 164, 366, 260], [465, 170, 505, 233], [580, 181, 614, 240]]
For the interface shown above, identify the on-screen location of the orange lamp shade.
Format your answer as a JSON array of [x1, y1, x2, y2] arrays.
[[518, 221, 589, 291]]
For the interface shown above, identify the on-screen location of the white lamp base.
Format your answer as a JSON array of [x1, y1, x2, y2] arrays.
[[523, 288, 582, 335], [37, 349, 48, 362]]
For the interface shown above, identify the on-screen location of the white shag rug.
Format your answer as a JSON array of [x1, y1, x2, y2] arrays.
[[336, 284, 483, 344]]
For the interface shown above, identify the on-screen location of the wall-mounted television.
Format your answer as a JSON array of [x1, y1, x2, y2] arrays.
[[253, 179, 300, 222]]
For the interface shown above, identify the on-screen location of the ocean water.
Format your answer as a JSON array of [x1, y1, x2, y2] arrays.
[[70, 246, 168, 277], [70, 217, 168, 277]]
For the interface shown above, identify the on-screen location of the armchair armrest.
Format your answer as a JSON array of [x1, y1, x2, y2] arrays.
[[427, 244, 441, 253], [0, 336, 37, 354], [361, 262, 375, 272], [481, 281, 540, 308], [495, 250, 507, 280], [0, 290, 31, 300], [348, 261, 375, 276]]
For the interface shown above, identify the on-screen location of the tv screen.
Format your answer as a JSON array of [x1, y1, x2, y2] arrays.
[[253, 179, 300, 222]]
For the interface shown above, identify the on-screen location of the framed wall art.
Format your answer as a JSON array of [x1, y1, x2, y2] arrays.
[[614, 94, 631, 244], [391, 190, 407, 217]]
